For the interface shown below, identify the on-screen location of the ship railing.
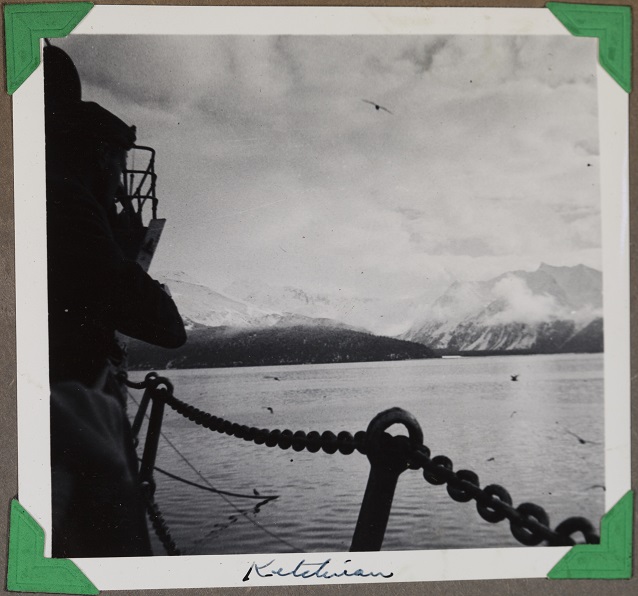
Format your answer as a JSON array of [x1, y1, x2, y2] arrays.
[[122, 372, 601, 555], [122, 145, 159, 221]]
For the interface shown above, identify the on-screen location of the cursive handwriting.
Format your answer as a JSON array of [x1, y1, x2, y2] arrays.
[[243, 558, 394, 581]]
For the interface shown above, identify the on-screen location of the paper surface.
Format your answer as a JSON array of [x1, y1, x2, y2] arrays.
[[3, 3, 634, 593]]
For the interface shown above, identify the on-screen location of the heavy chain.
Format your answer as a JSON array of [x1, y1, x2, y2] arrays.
[[407, 446, 599, 547], [124, 372, 600, 549], [140, 481, 181, 556], [124, 372, 368, 456]]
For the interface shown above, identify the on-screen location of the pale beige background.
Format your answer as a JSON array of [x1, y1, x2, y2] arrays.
[[0, 1, 635, 594]]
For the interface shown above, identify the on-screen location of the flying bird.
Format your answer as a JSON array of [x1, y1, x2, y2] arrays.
[[264, 406, 274, 414], [555, 422, 601, 445], [510, 374, 519, 381], [264, 375, 280, 381], [586, 484, 606, 491], [362, 99, 393, 114], [564, 429, 600, 445]]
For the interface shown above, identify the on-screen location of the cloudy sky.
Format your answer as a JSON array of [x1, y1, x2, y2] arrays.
[[55, 34, 601, 331]]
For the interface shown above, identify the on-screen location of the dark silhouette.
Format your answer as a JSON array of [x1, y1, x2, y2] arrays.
[[362, 99, 393, 114], [564, 429, 600, 445], [555, 422, 601, 445], [45, 45, 186, 558], [586, 484, 606, 491], [127, 325, 437, 370]]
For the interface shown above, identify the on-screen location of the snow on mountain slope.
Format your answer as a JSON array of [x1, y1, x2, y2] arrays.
[[157, 272, 359, 331], [155, 263, 602, 353], [402, 264, 602, 353], [157, 272, 279, 328], [224, 279, 427, 336]]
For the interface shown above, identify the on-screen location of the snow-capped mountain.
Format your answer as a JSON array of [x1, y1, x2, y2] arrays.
[[224, 279, 371, 319], [155, 263, 603, 354], [402, 264, 603, 353], [130, 271, 438, 370], [156, 271, 358, 331], [156, 271, 280, 329], [224, 279, 419, 335]]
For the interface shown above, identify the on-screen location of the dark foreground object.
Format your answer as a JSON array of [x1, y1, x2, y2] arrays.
[[127, 324, 438, 370], [50, 381, 151, 558]]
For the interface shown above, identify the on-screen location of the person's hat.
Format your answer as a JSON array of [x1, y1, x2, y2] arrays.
[[44, 44, 136, 150]]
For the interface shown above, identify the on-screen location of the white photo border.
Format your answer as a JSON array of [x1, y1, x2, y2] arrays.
[[13, 5, 630, 589]]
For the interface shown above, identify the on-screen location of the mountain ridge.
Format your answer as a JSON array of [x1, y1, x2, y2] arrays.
[[402, 263, 602, 354], [146, 263, 603, 363], [127, 324, 438, 370]]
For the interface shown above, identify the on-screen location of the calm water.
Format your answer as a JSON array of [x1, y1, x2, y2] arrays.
[[129, 353, 604, 555]]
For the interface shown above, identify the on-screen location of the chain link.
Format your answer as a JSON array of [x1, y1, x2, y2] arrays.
[[125, 372, 600, 549], [140, 481, 181, 555], [409, 447, 599, 547]]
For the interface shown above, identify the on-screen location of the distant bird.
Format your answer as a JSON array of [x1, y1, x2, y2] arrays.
[[586, 484, 606, 491], [510, 411, 517, 418], [264, 406, 274, 414], [486, 457, 495, 462], [555, 421, 601, 445], [362, 99, 393, 114], [264, 375, 280, 381], [510, 374, 519, 381], [566, 429, 587, 444], [253, 488, 261, 496], [564, 428, 600, 445]]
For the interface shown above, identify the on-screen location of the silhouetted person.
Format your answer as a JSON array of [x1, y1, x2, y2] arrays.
[[45, 45, 186, 557]]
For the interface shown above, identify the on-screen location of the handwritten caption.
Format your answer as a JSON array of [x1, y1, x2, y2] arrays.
[[243, 558, 394, 581]]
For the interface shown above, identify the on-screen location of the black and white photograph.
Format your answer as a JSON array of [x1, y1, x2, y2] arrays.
[[10, 4, 631, 590]]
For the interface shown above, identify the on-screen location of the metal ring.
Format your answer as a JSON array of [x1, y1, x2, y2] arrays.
[[265, 429, 281, 447], [292, 430, 307, 452], [305, 431, 322, 453], [447, 470, 480, 503], [365, 408, 423, 468], [156, 376, 174, 393], [553, 516, 599, 545], [321, 431, 339, 454], [510, 503, 550, 546], [278, 429, 294, 449], [423, 455, 453, 485], [337, 431, 355, 455], [353, 430, 367, 454], [476, 484, 512, 523], [144, 371, 159, 384]]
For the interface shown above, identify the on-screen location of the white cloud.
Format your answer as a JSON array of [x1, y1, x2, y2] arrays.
[[489, 276, 560, 324], [56, 33, 601, 319]]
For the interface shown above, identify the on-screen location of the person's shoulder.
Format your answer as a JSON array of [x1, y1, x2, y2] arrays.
[[47, 175, 109, 222], [48, 175, 95, 202]]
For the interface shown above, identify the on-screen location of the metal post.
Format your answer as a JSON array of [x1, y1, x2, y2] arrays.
[[130, 388, 152, 440], [139, 388, 166, 486], [350, 408, 423, 552]]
